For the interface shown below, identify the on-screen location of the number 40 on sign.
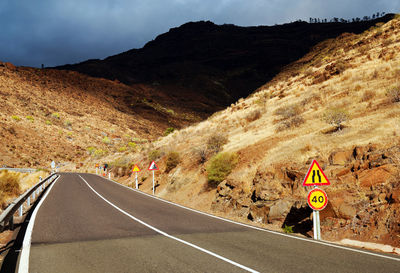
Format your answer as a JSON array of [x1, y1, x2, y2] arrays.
[[307, 188, 328, 211]]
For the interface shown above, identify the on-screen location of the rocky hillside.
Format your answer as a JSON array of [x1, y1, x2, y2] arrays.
[[0, 64, 203, 168], [57, 16, 394, 111], [101, 15, 400, 247]]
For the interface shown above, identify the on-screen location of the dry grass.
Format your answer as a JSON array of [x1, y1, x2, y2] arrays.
[[0, 170, 48, 208]]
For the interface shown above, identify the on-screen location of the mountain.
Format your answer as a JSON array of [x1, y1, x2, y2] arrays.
[[57, 15, 394, 114], [93, 15, 400, 248]]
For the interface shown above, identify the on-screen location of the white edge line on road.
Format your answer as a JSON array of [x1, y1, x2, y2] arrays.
[[79, 175, 259, 273], [95, 174, 400, 263], [17, 176, 60, 273]]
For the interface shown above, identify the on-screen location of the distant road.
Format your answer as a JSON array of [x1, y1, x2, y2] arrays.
[[18, 173, 400, 272]]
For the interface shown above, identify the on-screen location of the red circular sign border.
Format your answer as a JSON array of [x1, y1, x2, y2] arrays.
[[307, 188, 328, 211]]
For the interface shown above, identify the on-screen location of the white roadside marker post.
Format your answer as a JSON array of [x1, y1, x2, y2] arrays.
[[19, 205, 23, 217]]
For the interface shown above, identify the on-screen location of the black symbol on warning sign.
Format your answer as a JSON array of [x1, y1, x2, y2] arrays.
[[312, 170, 322, 183]]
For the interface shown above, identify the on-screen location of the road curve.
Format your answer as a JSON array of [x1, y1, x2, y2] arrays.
[[20, 173, 400, 272]]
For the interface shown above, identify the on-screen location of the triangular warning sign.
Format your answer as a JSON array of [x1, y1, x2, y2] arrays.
[[132, 164, 141, 172], [148, 161, 159, 171], [302, 160, 330, 186]]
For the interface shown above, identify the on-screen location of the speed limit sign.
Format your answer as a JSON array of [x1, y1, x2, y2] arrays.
[[307, 188, 328, 211]]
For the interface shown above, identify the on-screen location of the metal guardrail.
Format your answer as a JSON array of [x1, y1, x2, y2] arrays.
[[0, 168, 37, 174], [0, 174, 59, 232]]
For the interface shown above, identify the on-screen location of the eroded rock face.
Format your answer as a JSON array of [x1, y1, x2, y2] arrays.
[[211, 143, 400, 246]]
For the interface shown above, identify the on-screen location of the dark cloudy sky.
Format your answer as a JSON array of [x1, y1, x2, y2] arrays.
[[1, 0, 399, 67]]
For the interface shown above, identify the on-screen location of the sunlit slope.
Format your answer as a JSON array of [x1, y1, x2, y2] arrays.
[[107, 16, 400, 247]]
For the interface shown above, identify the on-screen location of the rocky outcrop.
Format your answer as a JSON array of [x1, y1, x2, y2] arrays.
[[211, 143, 400, 246]]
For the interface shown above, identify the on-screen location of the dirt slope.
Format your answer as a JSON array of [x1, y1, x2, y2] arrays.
[[103, 16, 400, 247], [0, 65, 202, 168]]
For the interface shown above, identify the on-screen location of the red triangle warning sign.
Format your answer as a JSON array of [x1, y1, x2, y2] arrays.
[[302, 160, 330, 186], [148, 161, 159, 171]]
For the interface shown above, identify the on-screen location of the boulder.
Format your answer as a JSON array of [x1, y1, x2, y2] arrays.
[[353, 146, 367, 160], [268, 200, 292, 221], [329, 150, 353, 166], [338, 203, 356, 220], [392, 189, 400, 203], [359, 165, 397, 188], [248, 204, 270, 223], [319, 202, 337, 220]]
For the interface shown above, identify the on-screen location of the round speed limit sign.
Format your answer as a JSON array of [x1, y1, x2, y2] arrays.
[[307, 188, 328, 211]]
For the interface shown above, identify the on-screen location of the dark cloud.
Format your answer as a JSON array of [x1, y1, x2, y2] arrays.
[[0, 0, 399, 67]]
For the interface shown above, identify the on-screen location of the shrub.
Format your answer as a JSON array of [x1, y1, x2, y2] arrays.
[[148, 150, 161, 161], [361, 90, 375, 102], [386, 86, 400, 103], [322, 108, 349, 129], [128, 142, 137, 150], [164, 127, 175, 136], [274, 104, 301, 120], [276, 116, 305, 132], [0, 171, 21, 197], [102, 136, 111, 144], [51, 112, 60, 119], [64, 120, 72, 127], [87, 147, 96, 154], [26, 116, 34, 122], [207, 133, 228, 153], [282, 224, 294, 233], [94, 149, 107, 157], [207, 152, 238, 188], [193, 146, 208, 164], [245, 109, 262, 122], [11, 115, 21, 121], [45, 120, 52, 125], [335, 61, 347, 74], [118, 146, 127, 152], [165, 152, 180, 172]]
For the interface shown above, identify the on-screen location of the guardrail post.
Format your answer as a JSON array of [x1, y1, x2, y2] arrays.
[[32, 191, 35, 200], [19, 205, 23, 217], [27, 196, 30, 206]]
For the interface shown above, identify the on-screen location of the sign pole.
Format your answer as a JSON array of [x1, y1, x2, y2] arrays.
[[316, 210, 321, 240], [313, 210, 317, 239], [135, 172, 138, 189], [152, 170, 155, 195]]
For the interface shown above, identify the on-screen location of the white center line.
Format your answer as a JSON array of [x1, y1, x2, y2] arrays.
[[79, 175, 259, 273]]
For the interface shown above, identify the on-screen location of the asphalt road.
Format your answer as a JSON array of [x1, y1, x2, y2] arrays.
[[20, 173, 400, 272]]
